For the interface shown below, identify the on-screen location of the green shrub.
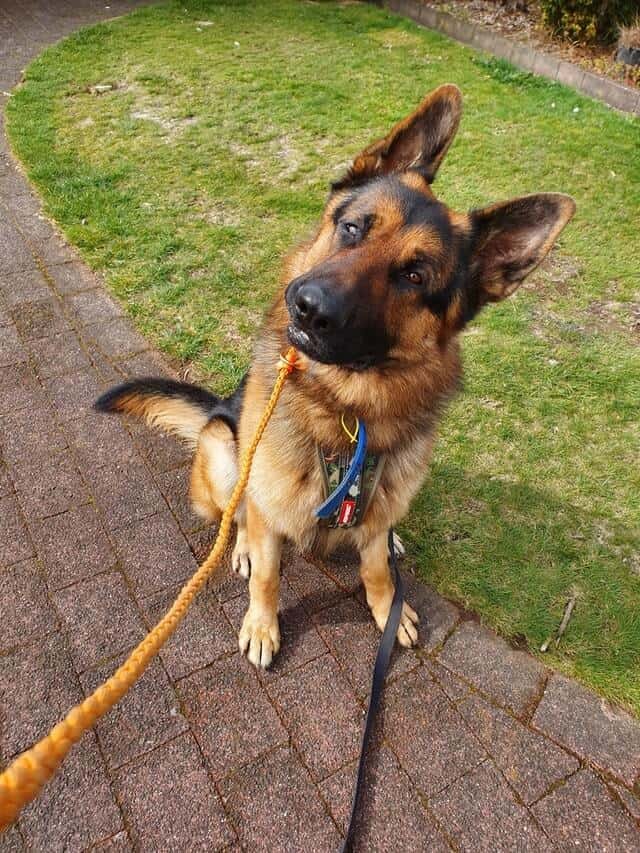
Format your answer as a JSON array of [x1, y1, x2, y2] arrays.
[[541, 0, 638, 44]]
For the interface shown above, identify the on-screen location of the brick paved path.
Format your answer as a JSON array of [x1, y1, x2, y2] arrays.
[[1, 3, 640, 851]]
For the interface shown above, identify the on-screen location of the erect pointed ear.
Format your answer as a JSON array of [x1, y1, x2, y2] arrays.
[[468, 193, 576, 306], [333, 84, 462, 190]]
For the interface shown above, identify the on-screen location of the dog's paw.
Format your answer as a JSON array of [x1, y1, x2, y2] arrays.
[[231, 539, 251, 579], [371, 601, 419, 648], [239, 609, 280, 669], [396, 602, 419, 647], [389, 531, 406, 558]]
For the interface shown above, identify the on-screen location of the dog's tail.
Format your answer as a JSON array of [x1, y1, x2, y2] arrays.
[[94, 378, 219, 450]]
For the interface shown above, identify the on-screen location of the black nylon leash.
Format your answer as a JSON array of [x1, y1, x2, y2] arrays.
[[339, 528, 405, 853]]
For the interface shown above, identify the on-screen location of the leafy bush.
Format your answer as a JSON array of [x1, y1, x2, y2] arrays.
[[541, 0, 638, 44]]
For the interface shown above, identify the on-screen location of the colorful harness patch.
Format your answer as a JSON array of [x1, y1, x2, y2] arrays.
[[315, 418, 385, 529]]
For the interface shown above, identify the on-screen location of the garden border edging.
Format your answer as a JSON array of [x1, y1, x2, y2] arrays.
[[374, 0, 640, 116]]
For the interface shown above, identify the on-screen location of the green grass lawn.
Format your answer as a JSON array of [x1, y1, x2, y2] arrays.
[[7, 0, 639, 712]]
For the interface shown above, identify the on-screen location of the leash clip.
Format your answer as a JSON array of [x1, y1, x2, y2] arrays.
[[278, 347, 304, 374]]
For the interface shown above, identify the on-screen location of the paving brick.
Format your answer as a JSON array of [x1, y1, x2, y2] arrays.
[[425, 659, 472, 703], [383, 666, 486, 796], [88, 459, 165, 530], [10, 296, 67, 341], [532, 770, 640, 851], [266, 655, 362, 780], [19, 732, 123, 852], [458, 693, 579, 804], [0, 633, 81, 759], [610, 783, 640, 821], [312, 595, 417, 698], [0, 362, 45, 413], [0, 267, 49, 306], [320, 745, 450, 852], [65, 288, 123, 326], [0, 558, 57, 651], [85, 340, 121, 382], [0, 826, 24, 851], [154, 464, 203, 533], [114, 732, 234, 851], [33, 234, 76, 266], [127, 418, 191, 473], [49, 259, 99, 295], [30, 503, 117, 590], [284, 550, 347, 613], [8, 196, 57, 243], [532, 674, 640, 787], [431, 761, 551, 851], [64, 410, 139, 471], [0, 220, 34, 274], [0, 405, 67, 463], [316, 542, 360, 589], [112, 510, 197, 597], [224, 577, 328, 680], [140, 581, 237, 680], [402, 573, 460, 652], [44, 367, 104, 422], [179, 653, 287, 780], [0, 322, 27, 366], [80, 655, 187, 770], [11, 449, 87, 519], [92, 832, 132, 852], [118, 348, 177, 378], [220, 745, 341, 851], [0, 493, 34, 567], [438, 621, 546, 716], [0, 464, 12, 496], [28, 330, 91, 379], [52, 571, 146, 672], [85, 317, 149, 360]]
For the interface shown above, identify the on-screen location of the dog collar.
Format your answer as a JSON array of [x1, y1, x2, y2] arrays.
[[315, 419, 385, 528]]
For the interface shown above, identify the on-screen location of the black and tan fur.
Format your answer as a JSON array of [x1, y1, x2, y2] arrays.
[[96, 85, 575, 668]]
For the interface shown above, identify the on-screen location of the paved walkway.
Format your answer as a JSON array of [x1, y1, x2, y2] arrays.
[[1, 3, 639, 851]]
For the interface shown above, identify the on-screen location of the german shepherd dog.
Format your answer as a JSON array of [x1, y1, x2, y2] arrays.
[[96, 85, 575, 668]]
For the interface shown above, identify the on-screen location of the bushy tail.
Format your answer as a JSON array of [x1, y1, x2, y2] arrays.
[[95, 378, 219, 450]]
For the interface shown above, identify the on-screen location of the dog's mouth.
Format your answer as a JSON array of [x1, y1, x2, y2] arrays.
[[286, 323, 376, 372]]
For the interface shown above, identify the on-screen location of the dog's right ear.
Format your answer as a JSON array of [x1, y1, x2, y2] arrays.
[[333, 84, 462, 191]]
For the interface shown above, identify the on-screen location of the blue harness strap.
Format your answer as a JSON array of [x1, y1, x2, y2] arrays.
[[315, 420, 368, 520]]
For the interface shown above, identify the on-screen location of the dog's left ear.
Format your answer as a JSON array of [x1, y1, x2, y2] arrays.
[[334, 84, 462, 190], [468, 193, 576, 307]]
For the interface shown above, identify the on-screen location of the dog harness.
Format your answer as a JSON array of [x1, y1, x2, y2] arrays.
[[316, 417, 385, 528]]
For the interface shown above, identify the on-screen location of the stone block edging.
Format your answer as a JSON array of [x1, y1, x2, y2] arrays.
[[377, 0, 640, 116]]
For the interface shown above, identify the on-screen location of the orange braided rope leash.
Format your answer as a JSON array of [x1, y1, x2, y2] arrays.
[[0, 347, 301, 831]]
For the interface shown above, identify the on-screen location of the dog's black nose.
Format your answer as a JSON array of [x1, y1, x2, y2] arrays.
[[293, 281, 339, 334]]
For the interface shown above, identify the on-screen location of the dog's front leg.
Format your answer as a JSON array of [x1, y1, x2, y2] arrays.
[[359, 530, 419, 648], [239, 497, 283, 668]]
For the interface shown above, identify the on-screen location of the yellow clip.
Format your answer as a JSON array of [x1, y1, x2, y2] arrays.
[[277, 347, 304, 374], [341, 413, 360, 444]]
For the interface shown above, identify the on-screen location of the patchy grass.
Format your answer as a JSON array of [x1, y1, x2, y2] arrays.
[[6, 0, 640, 713]]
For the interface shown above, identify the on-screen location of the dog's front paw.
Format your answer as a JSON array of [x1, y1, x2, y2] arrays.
[[231, 533, 251, 579], [371, 600, 419, 648], [239, 608, 280, 668]]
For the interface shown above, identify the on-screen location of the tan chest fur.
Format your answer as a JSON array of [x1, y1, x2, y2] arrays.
[[237, 306, 460, 552]]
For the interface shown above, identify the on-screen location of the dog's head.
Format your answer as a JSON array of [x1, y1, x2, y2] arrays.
[[284, 84, 575, 370]]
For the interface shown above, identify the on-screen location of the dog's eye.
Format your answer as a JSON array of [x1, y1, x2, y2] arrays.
[[342, 221, 360, 237], [402, 270, 423, 286]]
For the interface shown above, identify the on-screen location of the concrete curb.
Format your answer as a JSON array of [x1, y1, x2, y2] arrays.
[[377, 0, 640, 116]]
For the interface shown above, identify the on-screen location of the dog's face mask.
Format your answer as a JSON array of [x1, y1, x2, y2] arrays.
[[284, 84, 575, 370]]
